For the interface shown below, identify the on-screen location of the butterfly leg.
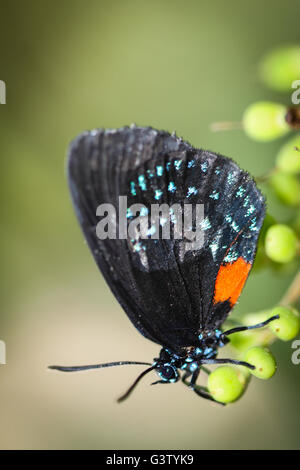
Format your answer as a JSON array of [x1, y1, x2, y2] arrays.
[[182, 368, 225, 405], [181, 365, 211, 386], [181, 370, 192, 386], [202, 358, 255, 370]]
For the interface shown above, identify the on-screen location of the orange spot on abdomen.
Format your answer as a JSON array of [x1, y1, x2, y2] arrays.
[[213, 257, 252, 306]]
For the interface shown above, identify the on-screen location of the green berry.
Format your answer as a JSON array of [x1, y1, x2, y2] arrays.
[[229, 329, 275, 352], [236, 364, 252, 381], [270, 172, 300, 206], [259, 214, 277, 241], [292, 211, 300, 236], [253, 215, 276, 272], [252, 244, 267, 272], [260, 45, 300, 91], [243, 102, 290, 142], [207, 366, 245, 403], [265, 224, 297, 263], [242, 310, 274, 325], [244, 347, 277, 379], [230, 310, 276, 352], [269, 306, 300, 341], [229, 330, 260, 351], [276, 135, 300, 174]]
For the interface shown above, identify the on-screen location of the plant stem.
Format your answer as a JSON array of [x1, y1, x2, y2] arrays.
[[280, 268, 300, 307], [210, 121, 243, 132], [255, 167, 278, 183]]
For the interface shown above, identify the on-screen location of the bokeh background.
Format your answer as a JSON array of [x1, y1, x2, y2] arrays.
[[1, 0, 300, 450]]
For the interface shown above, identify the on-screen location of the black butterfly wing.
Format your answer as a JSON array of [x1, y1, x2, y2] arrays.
[[68, 126, 265, 352]]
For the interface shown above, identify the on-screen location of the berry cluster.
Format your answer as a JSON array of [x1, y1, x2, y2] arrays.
[[207, 46, 300, 404]]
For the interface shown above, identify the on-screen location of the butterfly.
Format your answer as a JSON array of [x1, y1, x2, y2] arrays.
[[50, 126, 278, 404]]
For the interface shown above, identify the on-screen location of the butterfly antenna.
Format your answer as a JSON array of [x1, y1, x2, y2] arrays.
[[117, 366, 156, 403], [48, 361, 152, 372], [223, 314, 279, 337]]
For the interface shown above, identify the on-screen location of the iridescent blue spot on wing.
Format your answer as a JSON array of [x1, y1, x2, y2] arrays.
[[201, 162, 208, 172], [154, 189, 163, 200], [209, 190, 219, 200], [168, 181, 177, 193], [224, 248, 239, 263], [174, 160, 183, 171], [199, 217, 211, 231], [127, 208, 133, 218], [132, 241, 143, 252], [231, 221, 240, 232], [246, 205, 256, 216], [147, 226, 156, 237], [140, 207, 148, 217], [236, 186, 246, 197], [243, 195, 250, 207], [130, 181, 136, 196], [138, 175, 147, 191], [156, 165, 164, 176], [210, 241, 219, 259], [249, 217, 259, 231], [227, 172, 236, 185], [187, 186, 198, 197]]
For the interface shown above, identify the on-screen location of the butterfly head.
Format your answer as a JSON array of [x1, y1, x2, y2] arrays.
[[151, 329, 230, 382], [154, 363, 179, 383]]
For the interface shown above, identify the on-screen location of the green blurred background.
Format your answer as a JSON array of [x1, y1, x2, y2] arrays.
[[1, 0, 299, 450]]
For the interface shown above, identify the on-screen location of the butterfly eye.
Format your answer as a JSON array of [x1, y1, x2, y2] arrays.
[[158, 364, 178, 382], [205, 337, 215, 347]]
